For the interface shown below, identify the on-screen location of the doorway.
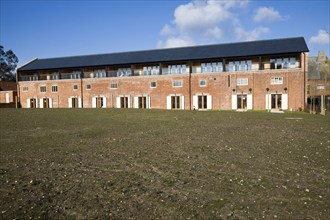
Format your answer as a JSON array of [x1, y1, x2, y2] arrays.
[[30, 98, 37, 108], [237, 95, 247, 109], [271, 94, 282, 109]]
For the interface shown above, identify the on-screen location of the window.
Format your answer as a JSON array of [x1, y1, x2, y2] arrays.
[[22, 87, 28, 92], [168, 64, 186, 74], [73, 85, 78, 90], [201, 62, 223, 73], [96, 97, 104, 108], [117, 68, 132, 77], [317, 85, 325, 90], [271, 77, 283, 85], [71, 71, 81, 79], [94, 69, 106, 78], [40, 86, 46, 92], [138, 97, 147, 109], [173, 80, 182, 87], [143, 66, 159, 76], [121, 97, 129, 108], [198, 95, 207, 109], [276, 59, 283, 69], [110, 83, 117, 89], [227, 60, 252, 72], [290, 58, 296, 68], [51, 72, 59, 80], [237, 78, 248, 86], [51, 85, 58, 92], [86, 84, 91, 90], [171, 96, 181, 109], [270, 59, 276, 69], [199, 80, 206, 87], [150, 82, 157, 88]]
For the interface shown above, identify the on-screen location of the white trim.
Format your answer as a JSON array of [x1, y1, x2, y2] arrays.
[[116, 97, 120, 108], [68, 98, 72, 108], [232, 94, 237, 110], [247, 94, 253, 110], [181, 96, 185, 110], [49, 98, 53, 108], [166, 96, 171, 110], [27, 98, 30, 108], [78, 98, 82, 108], [207, 95, 212, 110], [5, 93, 10, 103], [282, 94, 288, 110], [39, 98, 44, 108], [148, 96, 151, 109], [193, 95, 198, 110], [265, 94, 271, 110], [102, 97, 107, 108], [92, 97, 97, 108], [134, 97, 139, 108]]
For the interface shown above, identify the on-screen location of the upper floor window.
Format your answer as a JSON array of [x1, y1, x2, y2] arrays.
[[40, 86, 46, 92], [150, 82, 157, 88], [110, 83, 118, 89], [228, 60, 252, 72], [71, 71, 81, 79], [51, 72, 60, 80], [22, 87, 28, 92], [86, 84, 91, 90], [317, 84, 325, 90], [143, 66, 159, 76], [94, 69, 106, 78], [199, 80, 206, 87], [173, 80, 182, 87], [117, 68, 131, 77], [73, 85, 78, 90], [270, 57, 297, 70], [271, 77, 283, 85], [237, 78, 248, 86], [201, 62, 223, 73], [51, 85, 58, 92], [168, 64, 187, 74]]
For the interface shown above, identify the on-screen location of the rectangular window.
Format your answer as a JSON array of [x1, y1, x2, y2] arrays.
[[94, 69, 106, 78], [120, 97, 129, 108], [73, 85, 78, 90], [110, 83, 117, 89], [199, 80, 206, 87], [270, 59, 276, 69], [71, 71, 81, 79], [52, 72, 59, 80], [290, 58, 296, 68], [276, 59, 283, 69], [117, 68, 132, 77], [22, 87, 28, 92], [171, 96, 181, 109], [229, 62, 234, 72], [317, 84, 325, 90], [51, 85, 58, 92], [150, 82, 157, 88], [86, 84, 91, 90], [198, 95, 207, 109], [138, 97, 147, 109], [237, 78, 248, 86], [173, 80, 182, 87], [247, 60, 252, 70], [40, 86, 46, 92], [271, 77, 283, 85]]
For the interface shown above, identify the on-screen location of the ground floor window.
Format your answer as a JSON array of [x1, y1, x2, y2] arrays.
[[237, 95, 247, 109], [139, 97, 147, 109], [198, 95, 207, 109], [171, 96, 181, 109], [43, 98, 50, 108], [121, 97, 129, 108], [271, 94, 282, 109], [29, 98, 37, 108]]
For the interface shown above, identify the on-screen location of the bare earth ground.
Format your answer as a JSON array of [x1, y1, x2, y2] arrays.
[[0, 109, 329, 219]]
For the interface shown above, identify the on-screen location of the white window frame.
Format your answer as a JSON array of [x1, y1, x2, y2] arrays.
[[73, 85, 78, 90], [317, 84, 325, 90], [237, 78, 248, 86], [271, 77, 283, 85], [173, 80, 182, 87], [110, 83, 118, 89], [199, 80, 207, 87], [51, 85, 58, 93], [150, 82, 157, 88], [40, 86, 46, 93], [22, 87, 28, 92], [86, 84, 91, 90]]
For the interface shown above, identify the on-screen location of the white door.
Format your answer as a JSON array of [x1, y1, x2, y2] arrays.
[[247, 94, 253, 110], [207, 95, 212, 110], [232, 94, 237, 110], [5, 93, 10, 103]]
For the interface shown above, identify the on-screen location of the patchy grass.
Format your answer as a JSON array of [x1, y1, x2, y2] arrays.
[[0, 109, 329, 219]]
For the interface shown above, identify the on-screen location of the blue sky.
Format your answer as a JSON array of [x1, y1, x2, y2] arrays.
[[1, 0, 329, 67]]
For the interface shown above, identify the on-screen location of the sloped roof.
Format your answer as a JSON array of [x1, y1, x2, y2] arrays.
[[18, 37, 309, 71]]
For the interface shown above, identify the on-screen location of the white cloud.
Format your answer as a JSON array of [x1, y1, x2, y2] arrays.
[[160, 24, 175, 36], [253, 7, 285, 23], [235, 27, 270, 41], [310, 29, 330, 44], [157, 37, 195, 48], [158, 0, 248, 48]]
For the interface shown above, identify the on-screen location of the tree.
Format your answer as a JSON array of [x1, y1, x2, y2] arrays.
[[0, 45, 19, 81]]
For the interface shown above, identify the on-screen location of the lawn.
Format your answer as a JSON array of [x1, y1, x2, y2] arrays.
[[0, 109, 329, 219]]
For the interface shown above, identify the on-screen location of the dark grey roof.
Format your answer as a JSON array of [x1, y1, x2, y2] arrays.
[[18, 37, 309, 71]]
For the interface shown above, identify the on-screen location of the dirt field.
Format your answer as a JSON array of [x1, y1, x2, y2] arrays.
[[0, 109, 329, 219]]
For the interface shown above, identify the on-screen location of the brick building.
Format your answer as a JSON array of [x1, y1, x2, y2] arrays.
[[17, 37, 309, 111], [0, 81, 17, 108]]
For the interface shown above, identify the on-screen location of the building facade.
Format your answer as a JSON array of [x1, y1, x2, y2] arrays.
[[0, 81, 17, 108], [17, 37, 309, 111]]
